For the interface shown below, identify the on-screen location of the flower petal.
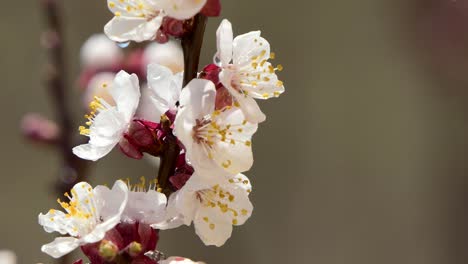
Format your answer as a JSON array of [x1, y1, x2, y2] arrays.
[[160, 0, 207, 20], [110, 71, 141, 122], [174, 79, 216, 156], [88, 107, 126, 147], [178, 79, 216, 117], [216, 19, 233, 66], [232, 31, 270, 67], [41, 237, 80, 258], [219, 71, 266, 123], [152, 191, 187, 229], [124, 190, 167, 224], [193, 206, 233, 247], [147, 63, 183, 116], [210, 108, 257, 174], [72, 142, 116, 161], [104, 15, 163, 43], [38, 210, 76, 236], [82, 181, 129, 244]]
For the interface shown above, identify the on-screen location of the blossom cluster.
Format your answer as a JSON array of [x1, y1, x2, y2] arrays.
[[38, 1, 284, 263]]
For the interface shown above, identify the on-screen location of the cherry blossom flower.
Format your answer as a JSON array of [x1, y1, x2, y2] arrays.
[[38, 181, 129, 258], [73, 71, 140, 161], [156, 173, 253, 247], [215, 19, 285, 123], [104, 0, 207, 43], [80, 34, 123, 69], [174, 79, 257, 176], [160, 256, 205, 264]]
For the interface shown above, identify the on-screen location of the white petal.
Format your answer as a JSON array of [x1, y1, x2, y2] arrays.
[[88, 107, 126, 147], [232, 31, 270, 67], [219, 71, 266, 123], [152, 191, 187, 229], [147, 63, 183, 115], [80, 34, 123, 69], [110, 71, 141, 122], [104, 15, 162, 43], [178, 79, 216, 117], [210, 108, 257, 174], [41, 237, 80, 258], [160, 257, 203, 264], [124, 190, 167, 224], [143, 40, 184, 73], [82, 181, 128, 244], [193, 206, 233, 247], [216, 19, 233, 66], [94, 180, 129, 222], [221, 176, 253, 226], [38, 210, 77, 236], [174, 79, 216, 156], [72, 142, 116, 161], [160, 0, 207, 20]]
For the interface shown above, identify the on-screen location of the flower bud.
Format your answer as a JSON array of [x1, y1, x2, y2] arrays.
[[161, 17, 186, 37], [119, 120, 163, 159], [98, 240, 119, 262], [200, 0, 221, 17], [20, 113, 59, 144], [143, 40, 184, 73], [80, 34, 123, 69]]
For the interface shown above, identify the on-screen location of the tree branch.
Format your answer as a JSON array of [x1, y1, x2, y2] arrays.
[[157, 14, 207, 195], [39, 0, 89, 210]]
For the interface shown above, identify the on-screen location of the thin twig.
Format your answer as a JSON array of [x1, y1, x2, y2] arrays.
[[39, 0, 89, 220]]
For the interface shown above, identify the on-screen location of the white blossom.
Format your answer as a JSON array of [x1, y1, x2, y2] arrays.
[[73, 71, 140, 161], [80, 34, 123, 69], [156, 173, 253, 247], [38, 181, 129, 258], [104, 0, 207, 43], [174, 79, 257, 176], [215, 19, 285, 123], [160, 257, 205, 264]]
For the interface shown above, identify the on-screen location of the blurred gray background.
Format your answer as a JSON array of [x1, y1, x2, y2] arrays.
[[3, 0, 468, 263]]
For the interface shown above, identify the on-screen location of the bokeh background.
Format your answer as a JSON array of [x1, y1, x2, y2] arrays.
[[3, 0, 468, 263]]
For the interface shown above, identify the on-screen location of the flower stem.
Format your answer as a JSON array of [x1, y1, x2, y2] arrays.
[[157, 14, 207, 195], [182, 14, 208, 86]]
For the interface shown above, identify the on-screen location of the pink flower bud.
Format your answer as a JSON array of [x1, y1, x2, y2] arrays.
[[161, 17, 186, 37], [20, 113, 59, 144], [119, 120, 163, 159]]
